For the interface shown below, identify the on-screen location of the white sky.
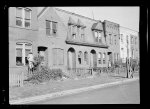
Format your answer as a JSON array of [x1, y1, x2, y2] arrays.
[[38, 7, 139, 32]]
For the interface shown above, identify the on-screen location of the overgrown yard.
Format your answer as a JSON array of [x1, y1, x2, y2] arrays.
[[9, 71, 139, 101]]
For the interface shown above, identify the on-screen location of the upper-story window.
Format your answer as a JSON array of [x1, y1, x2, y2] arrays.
[[72, 25, 76, 39], [114, 35, 117, 45], [94, 31, 102, 43], [46, 20, 57, 36], [81, 27, 85, 40], [78, 51, 83, 65], [16, 7, 31, 28], [120, 34, 123, 43]]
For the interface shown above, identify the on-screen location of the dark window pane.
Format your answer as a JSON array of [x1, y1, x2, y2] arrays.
[[16, 57, 22, 66], [25, 20, 30, 27], [16, 18, 22, 26]]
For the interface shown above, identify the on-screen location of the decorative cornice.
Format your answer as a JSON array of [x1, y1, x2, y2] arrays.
[[65, 39, 109, 48]]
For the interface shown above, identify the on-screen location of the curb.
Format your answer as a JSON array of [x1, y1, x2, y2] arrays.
[[10, 77, 139, 104]]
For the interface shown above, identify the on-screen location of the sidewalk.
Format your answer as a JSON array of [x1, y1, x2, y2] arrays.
[[9, 72, 139, 103]]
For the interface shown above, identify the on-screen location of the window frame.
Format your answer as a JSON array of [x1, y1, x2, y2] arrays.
[[16, 42, 32, 66], [98, 52, 102, 64], [15, 7, 31, 28]]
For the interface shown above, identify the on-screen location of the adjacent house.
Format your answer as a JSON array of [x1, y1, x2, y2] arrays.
[[119, 26, 139, 63], [103, 20, 120, 64], [9, 7, 38, 86]]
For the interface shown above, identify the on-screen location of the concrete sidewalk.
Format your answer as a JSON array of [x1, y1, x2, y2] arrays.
[[9, 73, 139, 104]]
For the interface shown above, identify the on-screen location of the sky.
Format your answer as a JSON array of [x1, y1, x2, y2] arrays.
[[38, 7, 139, 32]]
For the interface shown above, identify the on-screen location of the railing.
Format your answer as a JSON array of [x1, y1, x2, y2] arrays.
[[9, 72, 25, 87]]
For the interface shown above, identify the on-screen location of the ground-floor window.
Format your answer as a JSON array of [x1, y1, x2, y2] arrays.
[[78, 51, 83, 65], [103, 53, 106, 64], [53, 48, 64, 66], [98, 52, 102, 64], [16, 42, 32, 66], [84, 51, 88, 65]]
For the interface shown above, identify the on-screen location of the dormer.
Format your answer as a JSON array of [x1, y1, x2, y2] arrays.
[[91, 21, 103, 43]]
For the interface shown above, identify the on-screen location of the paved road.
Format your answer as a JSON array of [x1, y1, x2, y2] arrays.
[[30, 80, 140, 104]]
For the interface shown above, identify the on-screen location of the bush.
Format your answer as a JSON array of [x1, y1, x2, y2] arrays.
[[26, 66, 64, 84], [26, 54, 65, 84]]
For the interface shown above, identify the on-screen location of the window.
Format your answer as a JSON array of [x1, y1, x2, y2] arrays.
[[114, 35, 116, 45], [103, 53, 106, 64], [121, 34, 123, 42], [78, 51, 82, 65], [72, 25, 76, 39], [46, 20, 57, 36], [16, 7, 31, 28], [46, 20, 51, 36], [24, 8, 31, 28], [16, 8, 23, 27], [135, 37, 137, 45], [16, 42, 32, 66], [109, 34, 111, 44], [52, 22, 57, 34], [95, 31, 102, 43], [84, 52, 88, 65], [98, 52, 102, 64], [81, 27, 85, 39], [53, 48, 64, 66]]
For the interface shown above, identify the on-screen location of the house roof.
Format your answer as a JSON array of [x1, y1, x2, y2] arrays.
[[91, 22, 103, 31], [77, 19, 86, 27], [38, 7, 99, 22], [68, 17, 77, 25]]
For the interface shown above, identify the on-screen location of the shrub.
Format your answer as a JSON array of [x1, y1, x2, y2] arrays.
[[26, 54, 65, 84]]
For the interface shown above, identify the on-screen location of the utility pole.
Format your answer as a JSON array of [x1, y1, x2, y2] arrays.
[[126, 35, 129, 78]]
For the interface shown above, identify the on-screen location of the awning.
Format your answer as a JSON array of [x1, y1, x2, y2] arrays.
[[91, 22, 103, 31]]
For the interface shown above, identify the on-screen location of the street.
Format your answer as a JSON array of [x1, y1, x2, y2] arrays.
[[29, 79, 140, 104]]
